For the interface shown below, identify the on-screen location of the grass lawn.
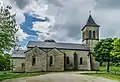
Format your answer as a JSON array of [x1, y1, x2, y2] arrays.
[[100, 66, 120, 72], [82, 66, 120, 81], [85, 73, 120, 81], [0, 72, 47, 81]]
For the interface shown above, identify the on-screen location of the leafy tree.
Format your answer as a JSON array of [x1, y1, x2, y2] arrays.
[[93, 38, 114, 72], [0, 5, 17, 71], [0, 53, 11, 71], [111, 38, 120, 64], [0, 53, 5, 71], [0, 5, 17, 53], [4, 53, 11, 70], [93, 38, 114, 64]]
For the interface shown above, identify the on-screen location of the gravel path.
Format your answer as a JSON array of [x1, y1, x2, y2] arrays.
[[1, 72, 119, 82]]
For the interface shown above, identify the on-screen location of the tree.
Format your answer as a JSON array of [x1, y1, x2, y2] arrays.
[[93, 38, 114, 72], [111, 38, 120, 65], [0, 53, 11, 71], [0, 5, 17, 71], [4, 53, 11, 70], [0, 5, 17, 53]]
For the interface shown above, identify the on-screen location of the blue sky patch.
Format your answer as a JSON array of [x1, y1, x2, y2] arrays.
[[19, 13, 49, 48]]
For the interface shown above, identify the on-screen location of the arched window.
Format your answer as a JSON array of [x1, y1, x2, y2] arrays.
[[50, 56, 53, 65], [80, 57, 83, 65], [89, 30, 92, 39], [67, 57, 69, 64], [21, 63, 25, 69], [93, 31, 96, 39], [32, 55, 36, 65]]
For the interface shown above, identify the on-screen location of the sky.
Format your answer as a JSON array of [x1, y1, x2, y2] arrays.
[[0, 0, 120, 50]]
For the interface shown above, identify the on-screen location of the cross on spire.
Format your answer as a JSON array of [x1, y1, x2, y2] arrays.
[[89, 11, 92, 14], [81, 11, 100, 30]]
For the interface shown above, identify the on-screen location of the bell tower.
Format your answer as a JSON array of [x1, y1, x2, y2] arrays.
[[81, 12, 100, 51]]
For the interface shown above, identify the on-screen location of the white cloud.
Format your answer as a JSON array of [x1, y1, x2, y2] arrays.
[[15, 27, 29, 42], [0, 0, 28, 42], [1, 0, 120, 45], [32, 22, 50, 32], [0, 0, 56, 43], [24, 0, 48, 16], [0, 0, 25, 24]]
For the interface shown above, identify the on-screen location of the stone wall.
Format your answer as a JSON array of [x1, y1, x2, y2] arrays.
[[25, 47, 46, 72], [76, 51, 91, 70], [90, 54, 99, 70], [63, 50, 74, 70], [47, 48, 64, 71], [62, 50, 91, 71], [82, 26, 99, 52], [12, 58, 25, 72], [13, 47, 96, 72]]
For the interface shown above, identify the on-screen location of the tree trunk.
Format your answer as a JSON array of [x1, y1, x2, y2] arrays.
[[107, 56, 110, 73]]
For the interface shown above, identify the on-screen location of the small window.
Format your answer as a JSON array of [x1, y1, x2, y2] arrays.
[[32, 56, 36, 65], [80, 57, 83, 65], [89, 30, 92, 39], [67, 57, 69, 64], [93, 31, 96, 39], [21, 63, 25, 69], [50, 56, 53, 65]]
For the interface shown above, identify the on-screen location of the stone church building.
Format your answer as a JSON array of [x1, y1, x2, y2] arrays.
[[12, 14, 100, 72]]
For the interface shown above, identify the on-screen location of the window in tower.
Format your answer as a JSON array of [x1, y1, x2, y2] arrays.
[[93, 31, 96, 39], [89, 30, 92, 39]]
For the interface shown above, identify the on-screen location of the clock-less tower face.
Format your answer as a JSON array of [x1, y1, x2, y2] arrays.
[[81, 14, 100, 52]]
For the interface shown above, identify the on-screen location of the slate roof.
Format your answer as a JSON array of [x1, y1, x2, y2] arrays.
[[27, 41, 89, 51], [12, 50, 26, 58], [82, 15, 100, 30]]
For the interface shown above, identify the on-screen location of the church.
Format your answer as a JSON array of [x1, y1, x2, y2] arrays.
[[12, 14, 100, 72]]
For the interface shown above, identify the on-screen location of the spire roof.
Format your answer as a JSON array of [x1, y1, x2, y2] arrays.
[[86, 15, 99, 26], [82, 14, 100, 30]]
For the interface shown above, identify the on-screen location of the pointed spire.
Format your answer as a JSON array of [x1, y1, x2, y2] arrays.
[[86, 11, 99, 26], [82, 11, 100, 30]]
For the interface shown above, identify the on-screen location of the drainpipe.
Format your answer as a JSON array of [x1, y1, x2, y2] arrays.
[[89, 52, 93, 71], [46, 52, 48, 71]]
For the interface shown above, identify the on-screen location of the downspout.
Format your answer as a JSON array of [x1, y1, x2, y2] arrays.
[[89, 52, 93, 71], [46, 52, 48, 71], [41, 49, 53, 72], [90, 52, 93, 70]]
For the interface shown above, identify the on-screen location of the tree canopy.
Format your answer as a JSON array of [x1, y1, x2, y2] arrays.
[[111, 38, 120, 61], [0, 5, 17, 71], [93, 38, 114, 65], [0, 5, 17, 53]]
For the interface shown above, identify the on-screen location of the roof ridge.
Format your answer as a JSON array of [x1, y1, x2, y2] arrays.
[[28, 41, 84, 45]]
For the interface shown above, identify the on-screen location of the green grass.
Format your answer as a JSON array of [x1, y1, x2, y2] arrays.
[[82, 66, 120, 81], [100, 66, 120, 72], [84, 73, 120, 81], [0, 72, 47, 81]]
